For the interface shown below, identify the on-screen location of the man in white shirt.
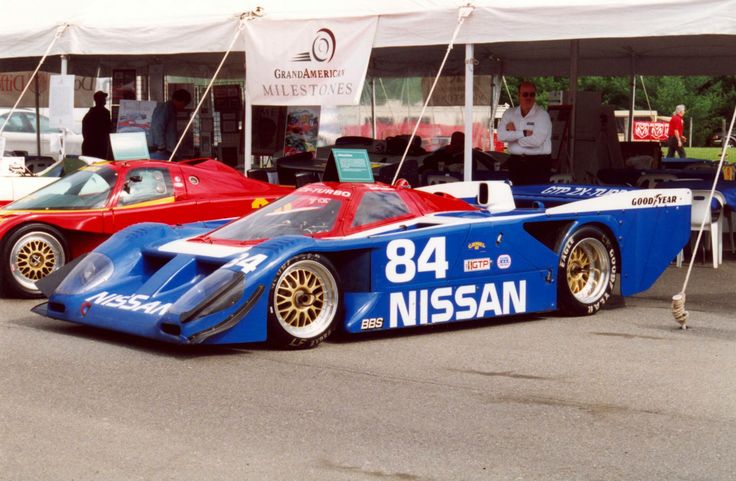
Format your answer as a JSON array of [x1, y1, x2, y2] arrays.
[[497, 81, 552, 184]]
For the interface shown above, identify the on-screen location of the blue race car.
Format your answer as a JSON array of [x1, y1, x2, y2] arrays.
[[33, 181, 691, 349]]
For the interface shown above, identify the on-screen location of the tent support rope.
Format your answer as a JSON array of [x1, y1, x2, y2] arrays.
[[672, 104, 736, 329], [169, 17, 248, 162], [391, 5, 474, 185], [0, 24, 68, 136]]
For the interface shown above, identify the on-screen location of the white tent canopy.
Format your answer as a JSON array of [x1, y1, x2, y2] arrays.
[[1, 0, 735, 76]]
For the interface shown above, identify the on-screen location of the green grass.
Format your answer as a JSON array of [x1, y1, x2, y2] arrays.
[[663, 146, 734, 162]]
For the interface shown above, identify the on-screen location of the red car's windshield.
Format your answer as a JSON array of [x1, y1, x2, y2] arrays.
[[6, 165, 117, 211]]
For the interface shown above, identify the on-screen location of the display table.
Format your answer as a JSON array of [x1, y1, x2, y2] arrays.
[[661, 157, 715, 169]]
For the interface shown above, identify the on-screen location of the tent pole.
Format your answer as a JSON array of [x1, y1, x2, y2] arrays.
[[35, 76, 41, 157], [464, 43, 474, 182], [490, 74, 501, 152], [244, 87, 252, 172], [60, 55, 68, 160], [371, 77, 377, 139], [568, 40, 579, 175], [628, 53, 637, 142]]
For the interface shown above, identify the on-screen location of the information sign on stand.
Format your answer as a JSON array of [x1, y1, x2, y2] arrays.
[[110, 132, 150, 161], [324, 148, 374, 183]]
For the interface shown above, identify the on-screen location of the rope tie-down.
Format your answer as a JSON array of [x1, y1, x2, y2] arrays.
[[0, 24, 69, 136], [391, 4, 475, 185], [672, 105, 736, 329], [168, 8, 263, 162]]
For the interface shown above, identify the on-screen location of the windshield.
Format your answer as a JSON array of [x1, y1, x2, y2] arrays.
[[211, 193, 345, 241], [6, 166, 117, 210]]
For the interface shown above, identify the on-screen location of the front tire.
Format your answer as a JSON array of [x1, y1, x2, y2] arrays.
[[1, 224, 68, 298], [268, 253, 341, 349], [557, 226, 617, 316]]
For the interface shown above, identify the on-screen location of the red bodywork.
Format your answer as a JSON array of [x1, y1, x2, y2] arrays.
[[0, 159, 292, 259], [194, 181, 478, 248]]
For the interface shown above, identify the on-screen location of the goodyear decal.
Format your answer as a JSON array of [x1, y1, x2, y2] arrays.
[[630, 193, 679, 206], [251, 197, 270, 209]]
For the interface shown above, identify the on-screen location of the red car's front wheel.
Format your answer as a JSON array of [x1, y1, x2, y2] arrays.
[[1, 224, 68, 298]]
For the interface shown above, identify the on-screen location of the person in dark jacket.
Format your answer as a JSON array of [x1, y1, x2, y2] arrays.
[[150, 89, 192, 160], [81, 91, 112, 159]]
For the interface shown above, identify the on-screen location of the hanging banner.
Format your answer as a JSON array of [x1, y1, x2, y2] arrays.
[[48, 75, 75, 130], [0, 71, 95, 108], [245, 17, 377, 106]]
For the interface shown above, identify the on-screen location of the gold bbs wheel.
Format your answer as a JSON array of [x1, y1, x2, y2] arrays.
[[9, 230, 66, 294], [271, 256, 340, 346], [558, 227, 616, 316], [566, 237, 611, 304]]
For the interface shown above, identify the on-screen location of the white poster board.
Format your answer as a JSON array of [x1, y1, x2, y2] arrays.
[[48, 74, 75, 129], [117, 99, 158, 146]]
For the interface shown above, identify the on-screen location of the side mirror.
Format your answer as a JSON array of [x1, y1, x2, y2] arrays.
[[477, 182, 490, 207], [122, 175, 142, 194]]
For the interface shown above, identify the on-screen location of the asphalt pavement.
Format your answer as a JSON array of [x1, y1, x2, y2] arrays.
[[1, 257, 735, 481]]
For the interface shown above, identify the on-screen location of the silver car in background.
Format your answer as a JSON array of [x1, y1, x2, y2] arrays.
[[0, 109, 82, 161]]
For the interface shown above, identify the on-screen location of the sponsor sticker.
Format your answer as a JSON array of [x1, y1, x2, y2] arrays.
[[631, 193, 678, 206], [389, 280, 527, 328], [467, 241, 486, 251], [497, 254, 512, 270], [84, 292, 172, 316], [464, 258, 491, 272], [360, 317, 383, 330]]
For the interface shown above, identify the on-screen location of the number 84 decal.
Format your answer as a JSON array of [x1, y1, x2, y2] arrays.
[[385, 237, 448, 283]]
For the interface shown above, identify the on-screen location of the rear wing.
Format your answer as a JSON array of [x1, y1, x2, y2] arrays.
[[417, 181, 515, 214]]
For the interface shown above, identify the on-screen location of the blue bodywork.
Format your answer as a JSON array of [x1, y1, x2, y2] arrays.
[[35, 186, 691, 345]]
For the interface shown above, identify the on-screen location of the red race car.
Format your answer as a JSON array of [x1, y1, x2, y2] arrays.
[[0, 158, 291, 297]]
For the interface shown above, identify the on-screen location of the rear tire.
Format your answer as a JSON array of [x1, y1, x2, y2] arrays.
[[1, 223, 68, 298], [268, 253, 341, 349], [557, 226, 617, 316]]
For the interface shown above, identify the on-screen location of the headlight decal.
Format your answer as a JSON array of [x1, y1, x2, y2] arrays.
[[55, 252, 114, 295], [169, 269, 245, 324]]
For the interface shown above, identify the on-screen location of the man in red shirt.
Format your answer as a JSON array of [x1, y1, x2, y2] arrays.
[[666, 104, 687, 158]]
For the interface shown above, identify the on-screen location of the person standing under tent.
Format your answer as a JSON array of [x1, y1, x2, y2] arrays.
[[497, 80, 552, 185], [666, 104, 687, 158], [150, 89, 192, 160], [81, 91, 112, 159]]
